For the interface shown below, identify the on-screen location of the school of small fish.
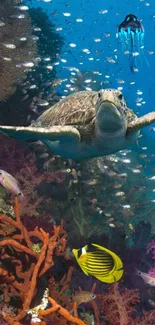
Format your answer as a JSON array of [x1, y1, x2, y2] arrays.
[[1, 0, 155, 320], [1, 0, 154, 122]]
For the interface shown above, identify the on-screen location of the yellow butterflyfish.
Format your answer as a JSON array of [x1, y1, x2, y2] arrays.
[[72, 243, 123, 283]]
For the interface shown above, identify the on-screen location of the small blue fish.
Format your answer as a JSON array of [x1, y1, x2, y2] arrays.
[[0, 169, 24, 202]]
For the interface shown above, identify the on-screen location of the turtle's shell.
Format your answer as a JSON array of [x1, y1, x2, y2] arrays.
[[37, 91, 98, 127], [36, 90, 137, 128]]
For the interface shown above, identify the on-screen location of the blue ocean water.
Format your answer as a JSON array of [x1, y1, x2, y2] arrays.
[[27, 0, 155, 112], [26, 0, 155, 146], [1, 0, 155, 324]]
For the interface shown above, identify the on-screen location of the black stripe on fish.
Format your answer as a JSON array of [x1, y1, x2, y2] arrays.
[[82, 262, 113, 271], [88, 256, 113, 262], [87, 243, 100, 252], [87, 257, 114, 263], [88, 253, 113, 260], [84, 265, 113, 272], [86, 263, 113, 270], [87, 259, 113, 265], [88, 251, 112, 257], [87, 258, 113, 264], [80, 265, 110, 274], [87, 256, 114, 266], [87, 256, 113, 262], [86, 262, 113, 268], [86, 264, 113, 270], [87, 244, 112, 256], [83, 267, 111, 275], [77, 248, 83, 259], [87, 243, 95, 251], [89, 255, 111, 261]]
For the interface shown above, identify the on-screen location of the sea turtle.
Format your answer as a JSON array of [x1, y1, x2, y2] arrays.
[[0, 88, 155, 160]]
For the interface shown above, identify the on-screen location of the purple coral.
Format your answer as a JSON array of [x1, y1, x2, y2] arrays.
[[146, 240, 155, 277], [98, 283, 140, 325], [98, 283, 155, 325], [146, 240, 155, 259]]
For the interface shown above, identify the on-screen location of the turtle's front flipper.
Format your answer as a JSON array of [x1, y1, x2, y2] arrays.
[[127, 112, 155, 134], [0, 125, 81, 143]]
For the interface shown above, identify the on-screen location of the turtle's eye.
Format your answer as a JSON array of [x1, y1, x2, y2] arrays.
[[98, 92, 102, 98], [118, 93, 123, 100]]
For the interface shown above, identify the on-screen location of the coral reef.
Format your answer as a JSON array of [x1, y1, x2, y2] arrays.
[[146, 239, 155, 277], [0, 134, 30, 175], [0, 198, 87, 324], [98, 283, 155, 325], [147, 239, 155, 260], [15, 152, 66, 218], [0, 134, 66, 220], [0, 0, 36, 102], [0, 175, 155, 325]]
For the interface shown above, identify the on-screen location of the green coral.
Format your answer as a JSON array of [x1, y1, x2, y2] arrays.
[[32, 243, 42, 253]]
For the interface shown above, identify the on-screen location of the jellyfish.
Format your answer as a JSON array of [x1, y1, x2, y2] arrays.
[[116, 14, 148, 72]]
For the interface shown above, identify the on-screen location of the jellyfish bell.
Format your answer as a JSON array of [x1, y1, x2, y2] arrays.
[[116, 14, 148, 72], [117, 14, 144, 49], [118, 14, 144, 34]]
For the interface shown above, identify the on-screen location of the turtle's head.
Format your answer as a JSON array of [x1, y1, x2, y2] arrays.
[[95, 89, 128, 137]]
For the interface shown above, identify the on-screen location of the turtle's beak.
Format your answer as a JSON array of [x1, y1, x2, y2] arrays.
[[97, 100, 123, 132], [99, 100, 121, 117]]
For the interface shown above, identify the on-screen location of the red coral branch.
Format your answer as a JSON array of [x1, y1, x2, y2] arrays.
[[0, 198, 85, 325], [39, 297, 86, 325]]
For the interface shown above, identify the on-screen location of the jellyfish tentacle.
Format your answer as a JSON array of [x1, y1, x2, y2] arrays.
[[117, 14, 148, 72]]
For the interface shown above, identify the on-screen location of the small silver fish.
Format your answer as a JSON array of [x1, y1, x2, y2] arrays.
[[37, 100, 49, 107], [22, 62, 34, 68], [137, 269, 155, 286], [4, 43, 16, 49], [148, 298, 155, 307], [15, 5, 29, 11], [39, 153, 49, 159], [0, 170, 24, 202]]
